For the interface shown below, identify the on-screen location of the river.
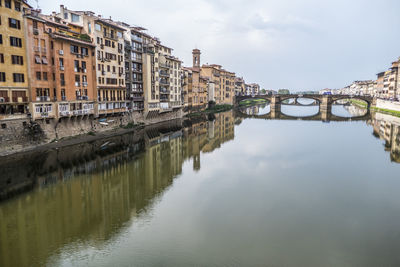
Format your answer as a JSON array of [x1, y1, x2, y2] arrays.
[[1, 104, 400, 267]]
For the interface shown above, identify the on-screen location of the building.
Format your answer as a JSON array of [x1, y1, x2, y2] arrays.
[[182, 49, 208, 110], [120, 25, 145, 112], [141, 33, 183, 118], [24, 9, 97, 120], [234, 77, 246, 96], [201, 64, 235, 105], [59, 5, 127, 116], [0, 0, 31, 121], [246, 83, 260, 96]]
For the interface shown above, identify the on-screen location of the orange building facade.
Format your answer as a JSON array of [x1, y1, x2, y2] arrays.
[[24, 10, 97, 120]]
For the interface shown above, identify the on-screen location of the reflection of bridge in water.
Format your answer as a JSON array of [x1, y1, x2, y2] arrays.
[[236, 105, 371, 122]]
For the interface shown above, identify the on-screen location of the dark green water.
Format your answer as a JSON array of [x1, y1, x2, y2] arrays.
[[1, 106, 400, 267]]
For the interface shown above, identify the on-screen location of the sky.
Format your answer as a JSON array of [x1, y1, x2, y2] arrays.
[[30, 0, 400, 92]]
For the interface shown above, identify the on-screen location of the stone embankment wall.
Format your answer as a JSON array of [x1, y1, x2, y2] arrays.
[[376, 99, 400, 112], [0, 109, 184, 155]]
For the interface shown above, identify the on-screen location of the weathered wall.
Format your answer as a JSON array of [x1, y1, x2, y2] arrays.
[[0, 109, 184, 155]]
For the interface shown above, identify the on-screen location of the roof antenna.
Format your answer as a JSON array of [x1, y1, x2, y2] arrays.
[[34, 0, 40, 9]]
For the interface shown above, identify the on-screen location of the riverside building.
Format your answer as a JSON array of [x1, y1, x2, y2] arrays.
[[0, 0, 31, 121], [24, 10, 97, 120], [59, 5, 127, 116]]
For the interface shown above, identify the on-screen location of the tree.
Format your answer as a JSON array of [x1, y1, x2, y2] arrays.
[[261, 89, 266, 95], [278, 89, 290, 95]]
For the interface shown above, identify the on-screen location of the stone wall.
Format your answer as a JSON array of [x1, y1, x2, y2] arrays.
[[0, 109, 184, 155]]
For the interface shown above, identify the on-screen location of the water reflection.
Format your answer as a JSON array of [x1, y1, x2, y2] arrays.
[[1, 108, 400, 266], [370, 112, 400, 163], [0, 112, 238, 267]]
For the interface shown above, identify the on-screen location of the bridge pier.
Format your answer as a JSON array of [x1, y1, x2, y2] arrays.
[[320, 96, 332, 122], [270, 96, 281, 119]]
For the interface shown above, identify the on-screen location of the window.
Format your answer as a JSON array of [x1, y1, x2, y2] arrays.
[[50, 41, 53, 49], [70, 45, 79, 54], [11, 55, 23, 65], [64, 13, 68, 19], [15, 2, 21, 11], [10, 37, 22, 47], [43, 72, 48, 81], [81, 61, 86, 72], [74, 60, 79, 72], [117, 32, 123, 38], [41, 57, 48, 65], [5, 0, 11, 9], [9, 18, 20, 29], [88, 22, 91, 34], [13, 73, 24, 83], [60, 73, 65, 85], [81, 47, 88, 56], [0, 54, 3, 63], [36, 72, 41, 80], [0, 35, 2, 44], [95, 23, 101, 31], [35, 55, 41, 64], [0, 72, 5, 82], [59, 58, 64, 67], [71, 14, 80, 22]]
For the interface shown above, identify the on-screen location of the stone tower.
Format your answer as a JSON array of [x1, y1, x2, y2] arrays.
[[193, 49, 201, 69]]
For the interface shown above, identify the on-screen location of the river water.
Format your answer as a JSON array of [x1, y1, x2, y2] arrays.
[[1, 104, 400, 267]]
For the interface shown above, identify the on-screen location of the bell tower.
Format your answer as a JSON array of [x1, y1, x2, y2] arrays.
[[193, 49, 201, 69]]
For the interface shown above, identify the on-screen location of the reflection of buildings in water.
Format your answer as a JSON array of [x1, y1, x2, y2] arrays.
[[0, 111, 238, 267], [182, 111, 236, 171], [370, 112, 400, 163], [245, 105, 260, 115], [343, 104, 367, 117]]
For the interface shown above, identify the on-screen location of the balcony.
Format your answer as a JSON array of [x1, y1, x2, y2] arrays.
[[103, 32, 118, 41], [132, 35, 143, 43], [159, 63, 170, 69], [76, 96, 89, 101], [61, 96, 67, 101], [132, 79, 143, 83], [36, 96, 50, 102], [132, 68, 142, 73], [159, 80, 169, 86], [132, 46, 142, 53], [0, 97, 10, 103], [160, 88, 170, 94], [131, 57, 142, 63], [82, 82, 88, 87], [59, 110, 71, 117], [132, 96, 144, 102], [159, 71, 169, 77]]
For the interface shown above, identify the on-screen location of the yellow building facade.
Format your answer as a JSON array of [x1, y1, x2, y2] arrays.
[[0, 0, 30, 120]]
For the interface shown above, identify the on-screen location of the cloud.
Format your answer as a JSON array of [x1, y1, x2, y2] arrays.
[[30, 0, 400, 91]]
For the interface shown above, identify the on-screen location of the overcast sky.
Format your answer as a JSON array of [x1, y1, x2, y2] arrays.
[[31, 0, 400, 91]]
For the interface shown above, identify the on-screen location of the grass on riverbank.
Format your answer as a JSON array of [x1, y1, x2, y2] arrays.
[[239, 99, 267, 106], [350, 99, 400, 118], [186, 104, 233, 117]]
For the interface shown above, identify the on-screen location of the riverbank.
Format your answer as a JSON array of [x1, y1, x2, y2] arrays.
[[350, 99, 400, 117], [186, 104, 233, 117], [0, 109, 185, 157], [239, 98, 268, 107]]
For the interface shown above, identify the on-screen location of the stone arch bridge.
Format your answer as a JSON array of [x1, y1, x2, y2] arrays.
[[235, 94, 374, 122]]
